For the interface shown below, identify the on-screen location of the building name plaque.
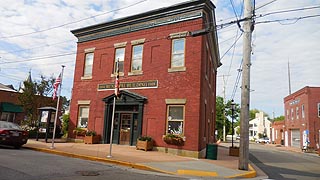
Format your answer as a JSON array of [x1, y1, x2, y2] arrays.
[[98, 80, 158, 90]]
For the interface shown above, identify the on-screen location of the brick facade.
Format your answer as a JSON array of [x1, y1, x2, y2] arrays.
[[70, 0, 220, 158], [282, 86, 320, 150]]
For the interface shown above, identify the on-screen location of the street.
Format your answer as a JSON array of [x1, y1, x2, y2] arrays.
[[249, 143, 320, 180], [0, 146, 185, 180]]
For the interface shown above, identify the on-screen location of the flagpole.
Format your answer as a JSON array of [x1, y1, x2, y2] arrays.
[[51, 65, 65, 149], [107, 96, 116, 158], [108, 58, 120, 158]]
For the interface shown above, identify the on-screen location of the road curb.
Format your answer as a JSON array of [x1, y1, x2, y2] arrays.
[[224, 164, 256, 178], [24, 146, 256, 178], [24, 146, 159, 173]]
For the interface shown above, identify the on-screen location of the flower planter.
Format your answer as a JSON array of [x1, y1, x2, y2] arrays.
[[163, 135, 185, 146], [136, 140, 153, 151], [84, 135, 100, 144], [229, 146, 239, 157]]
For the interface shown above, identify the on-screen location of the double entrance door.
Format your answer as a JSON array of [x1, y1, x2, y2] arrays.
[[113, 113, 139, 145]]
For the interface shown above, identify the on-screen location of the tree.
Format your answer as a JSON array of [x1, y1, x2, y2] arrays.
[[18, 74, 65, 127], [215, 96, 240, 140], [273, 115, 284, 122]]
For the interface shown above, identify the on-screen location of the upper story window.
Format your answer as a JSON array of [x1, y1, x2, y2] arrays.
[[296, 107, 299, 119], [171, 38, 185, 68], [168, 31, 188, 73], [302, 104, 305, 118], [81, 48, 95, 80], [291, 108, 294, 120], [286, 109, 289, 121], [131, 44, 143, 72], [114, 48, 125, 74]]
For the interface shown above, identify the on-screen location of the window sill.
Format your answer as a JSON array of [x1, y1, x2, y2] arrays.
[[168, 67, 186, 73], [81, 76, 92, 80], [128, 71, 143, 76]]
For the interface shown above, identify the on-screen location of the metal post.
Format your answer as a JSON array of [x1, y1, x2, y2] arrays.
[[239, 0, 253, 170], [51, 65, 65, 149], [231, 100, 235, 147], [107, 97, 116, 158]]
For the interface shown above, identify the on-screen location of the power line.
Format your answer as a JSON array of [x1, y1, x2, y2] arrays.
[[255, 14, 320, 25], [220, 32, 243, 61], [0, 0, 148, 39], [257, 5, 320, 18], [255, 0, 277, 10], [0, 39, 76, 55]]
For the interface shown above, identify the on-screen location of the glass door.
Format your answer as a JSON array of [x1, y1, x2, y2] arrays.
[[119, 113, 132, 145]]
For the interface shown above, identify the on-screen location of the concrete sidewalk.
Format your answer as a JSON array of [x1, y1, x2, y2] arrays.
[[23, 139, 256, 179]]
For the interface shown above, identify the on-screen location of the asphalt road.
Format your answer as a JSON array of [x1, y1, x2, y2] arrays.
[[0, 146, 186, 180], [249, 143, 320, 180]]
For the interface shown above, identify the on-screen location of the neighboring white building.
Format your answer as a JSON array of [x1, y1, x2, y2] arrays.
[[249, 112, 271, 140]]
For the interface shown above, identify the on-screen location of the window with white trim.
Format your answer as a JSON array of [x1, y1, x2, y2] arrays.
[[302, 104, 305, 119], [84, 52, 93, 77], [131, 44, 143, 72], [291, 108, 294, 120], [296, 106, 299, 119], [166, 105, 185, 135], [78, 106, 89, 128], [114, 48, 125, 74], [171, 38, 185, 68]]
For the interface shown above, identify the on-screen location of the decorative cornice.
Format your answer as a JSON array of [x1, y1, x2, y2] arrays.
[[71, 0, 215, 43]]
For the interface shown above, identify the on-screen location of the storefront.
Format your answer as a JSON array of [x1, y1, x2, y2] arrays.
[[102, 90, 146, 146]]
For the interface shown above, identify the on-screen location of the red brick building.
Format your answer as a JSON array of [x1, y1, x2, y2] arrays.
[[70, 0, 220, 158], [270, 120, 285, 145], [0, 83, 24, 124], [282, 86, 320, 150]]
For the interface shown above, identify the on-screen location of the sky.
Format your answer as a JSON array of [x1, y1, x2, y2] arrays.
[[0, 0, 319, 118]]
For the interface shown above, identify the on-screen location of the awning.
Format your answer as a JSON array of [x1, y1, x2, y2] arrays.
[[0, 102, 23, 113]]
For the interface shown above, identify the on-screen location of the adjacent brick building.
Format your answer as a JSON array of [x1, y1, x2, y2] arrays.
[[0, 83, 24, 124], [282, 86, 320, 150], [69, 0, 220, 158]]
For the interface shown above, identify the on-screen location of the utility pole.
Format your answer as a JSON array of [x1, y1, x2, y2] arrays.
[[239, 0, 254, 170], [222, 75, 227, 142]]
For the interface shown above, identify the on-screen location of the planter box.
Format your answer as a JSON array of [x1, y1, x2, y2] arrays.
[[229, 147, 239, 157], [136, 140, 153, 151], [84, 135, 100, 144]]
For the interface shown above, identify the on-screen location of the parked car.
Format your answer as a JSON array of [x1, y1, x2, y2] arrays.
[[0, 121, 28, 149], [255, 137, 270, 144]]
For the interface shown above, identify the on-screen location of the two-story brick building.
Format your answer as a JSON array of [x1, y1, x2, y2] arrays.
[[283, 86, 320, 150], [69, 0, 220, 158]]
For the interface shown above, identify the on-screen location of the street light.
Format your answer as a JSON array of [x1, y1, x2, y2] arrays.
[[231, 100, 236, 148]]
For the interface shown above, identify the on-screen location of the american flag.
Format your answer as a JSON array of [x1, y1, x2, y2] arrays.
[[53, 73, 61, 100], [115, 58, 120, 98]]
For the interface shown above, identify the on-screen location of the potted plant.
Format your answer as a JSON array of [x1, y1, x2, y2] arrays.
[[136, 136, 153, 151], [162, 134, 185, 146], [84, 130, 100, 144], [72, 127, 86, 137]]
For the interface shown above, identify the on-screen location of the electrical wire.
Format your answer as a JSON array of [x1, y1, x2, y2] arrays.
[[220, 32, 243, 61], [255, 14, 320, 25], [257, 5, 320, 18], [230, 59, 243, 100], [0, 0, 148, 39]]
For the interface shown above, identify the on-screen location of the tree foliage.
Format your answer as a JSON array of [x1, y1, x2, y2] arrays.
[[18, 74, 68, 127], [273, 115, 284, 122], [215, 96, 240, 140]]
